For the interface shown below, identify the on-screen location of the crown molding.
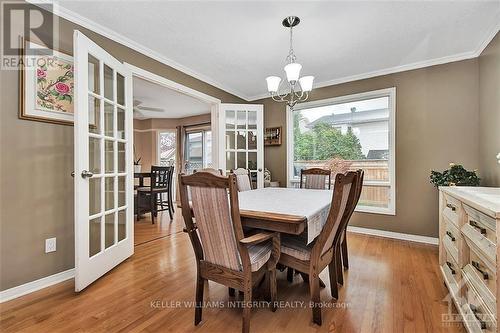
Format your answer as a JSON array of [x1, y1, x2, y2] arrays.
[[30, 1, 499, 103], [28, 0, 250, 101]]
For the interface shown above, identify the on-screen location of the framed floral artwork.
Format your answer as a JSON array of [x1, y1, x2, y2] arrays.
[[20, 40, 75, 125]]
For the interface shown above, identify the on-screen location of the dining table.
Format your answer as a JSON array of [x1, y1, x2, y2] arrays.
[[238, 187, 333, 244]]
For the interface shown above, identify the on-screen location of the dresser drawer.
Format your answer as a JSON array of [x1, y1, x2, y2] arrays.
[[465, 204, 496, 243], [443, 193, 461, 228], [442, 246, 460, 297], [462, 280, 497, 333], [462, 223, 496, 266], [444, 219, 459, 254]]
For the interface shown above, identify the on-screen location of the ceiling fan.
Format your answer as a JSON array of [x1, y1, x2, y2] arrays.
[[133, 99, 165, 117]]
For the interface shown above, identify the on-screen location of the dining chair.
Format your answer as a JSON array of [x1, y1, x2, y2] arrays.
[[179, 171, 280, 333], [193, 168, 223, 175], [300, 168, 332, 190], [340, 169, 364, 276], [231, 168, 253, 192], [278, 171, 358, 326], [137, 166, 174, 223]]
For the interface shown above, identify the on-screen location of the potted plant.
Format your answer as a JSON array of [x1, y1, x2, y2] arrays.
[[430, 163, 480, 187], [133, 146, 142, 173], [134, 157, 142, 173]]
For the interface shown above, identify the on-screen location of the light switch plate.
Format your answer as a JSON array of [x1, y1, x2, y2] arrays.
[[45, 238, 56, 253]]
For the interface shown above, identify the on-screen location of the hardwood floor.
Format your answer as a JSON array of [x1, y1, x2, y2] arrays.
[[1, 215, 464, 333], [134, 210, 183, 246]]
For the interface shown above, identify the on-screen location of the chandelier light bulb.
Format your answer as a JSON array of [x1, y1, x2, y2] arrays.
[[284, 63, 302, 83], [299, 76, 314, 92], [266, 76, 282, 93]]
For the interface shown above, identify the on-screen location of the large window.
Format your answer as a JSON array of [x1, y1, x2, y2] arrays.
[[287, 88, 395, 215]]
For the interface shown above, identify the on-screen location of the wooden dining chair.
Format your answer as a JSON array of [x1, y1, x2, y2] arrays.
[[278, 171, 358, 326], [340, 169, 364, 275], [300, 168, 332, 190], [231, 168, 253, 192], [179, 171, 280, 333], [193, 168, 223, 175], [137, 166, 174, 223]]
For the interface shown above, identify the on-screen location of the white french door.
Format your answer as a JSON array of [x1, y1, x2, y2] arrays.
[[73, 31, 134, 291], [219, 104, 264, 188]]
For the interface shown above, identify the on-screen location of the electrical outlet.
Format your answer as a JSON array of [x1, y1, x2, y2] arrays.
[[45, 238, 56, 253]]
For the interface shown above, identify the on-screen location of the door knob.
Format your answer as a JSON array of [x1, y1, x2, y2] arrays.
[[258, 168, 263, 172], [81, 170, 94, 179]]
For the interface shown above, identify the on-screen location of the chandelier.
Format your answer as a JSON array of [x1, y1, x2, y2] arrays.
[[266, 16, 314, 108]]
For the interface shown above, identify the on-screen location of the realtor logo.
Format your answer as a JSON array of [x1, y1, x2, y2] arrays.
[[1, 1, 57, 69]]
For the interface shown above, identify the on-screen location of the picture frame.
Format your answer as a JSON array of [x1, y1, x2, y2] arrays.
[[19, 39, 75, 126], [264, 126, 282, 146]]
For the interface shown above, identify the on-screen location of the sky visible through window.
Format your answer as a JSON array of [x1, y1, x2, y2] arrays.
[[297, 96, 389, 123]]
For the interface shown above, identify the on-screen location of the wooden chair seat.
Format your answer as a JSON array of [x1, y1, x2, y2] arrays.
[[248, 241, 273, 271], [281, 235, 313, 261], [137, 186, 167, 193]]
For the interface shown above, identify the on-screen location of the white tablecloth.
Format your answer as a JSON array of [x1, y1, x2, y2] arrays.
[[238, 188, 333, 244]]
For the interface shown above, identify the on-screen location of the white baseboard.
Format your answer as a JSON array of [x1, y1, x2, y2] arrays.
[[0, 268, 74, 303], [347, 226, 439, 245]]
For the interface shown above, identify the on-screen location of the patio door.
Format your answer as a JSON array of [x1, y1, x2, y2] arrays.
[[219, 104, 264, 188], [73, 31, 134, 291]]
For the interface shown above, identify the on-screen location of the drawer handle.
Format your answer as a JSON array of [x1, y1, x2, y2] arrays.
[[445, 231, 455, 242], [469, 221, 487, 235], [446, 261, 456, 275], [446, 203, 456, 211], [470, 304, 487, 330], [472, 261, 489, 280]]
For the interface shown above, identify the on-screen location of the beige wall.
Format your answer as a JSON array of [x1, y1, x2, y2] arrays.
[[258, 59, 481, 238], [0, 3, 242, 291], [133, 113, 211, 170], [479, 32, 500, 186]]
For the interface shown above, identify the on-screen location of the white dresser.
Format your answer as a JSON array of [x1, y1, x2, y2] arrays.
[[439, 186, 500, 332]]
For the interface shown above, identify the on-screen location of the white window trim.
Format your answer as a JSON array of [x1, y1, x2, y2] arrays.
[[286, 87, 396, 215]]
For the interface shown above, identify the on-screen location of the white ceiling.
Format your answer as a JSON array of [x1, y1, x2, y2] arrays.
[[133, 77, 211, 119], [58, 1, 499, 100]]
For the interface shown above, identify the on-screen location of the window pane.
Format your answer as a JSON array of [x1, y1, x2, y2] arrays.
[[236, 131, 246, 150], [204, 131, 212, 168], [159, 132, 176, 166], [117, 73, 125, 106], [118, 142, 125, 173], [248, 152, 257, 171], [236, 111, 246, 129], [88, 54, 100, 94], [248, 130, 257, 150], [105, 213, 115, 249], [104, 64, 114, 101], [89, 137, 101, 174], [225, 131, 235, 149], [118, 209, 126, 242], [105, 177, 114, 211], [248, 111, 257, 129], [104, 102, 114, 137], [226, 151, 235, 170], [237, 152, 246, 168], [88, 95, 100, 134], [89, 177, 101, 215], [291, 94, 391, 209], [89, 217, 101, 257], [118, 176, 126, 207], [186, 132, 202, 173], [105, 140, 114, 173], [225, 110, 235, 129], [358, 185, 390, 209], [117, 107, 125, 139]]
